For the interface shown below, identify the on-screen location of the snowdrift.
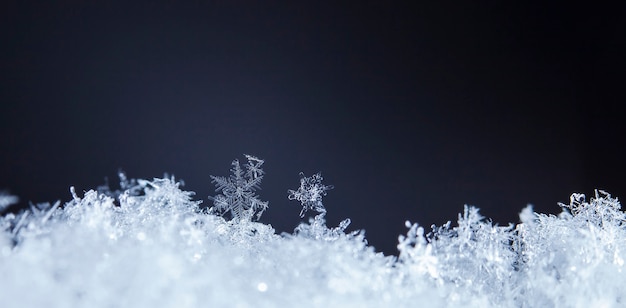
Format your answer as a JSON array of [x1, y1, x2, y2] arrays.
[[1, 157, 624, 307]]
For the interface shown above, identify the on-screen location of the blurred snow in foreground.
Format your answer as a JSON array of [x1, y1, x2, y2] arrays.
[[1, 161, 625, 307]]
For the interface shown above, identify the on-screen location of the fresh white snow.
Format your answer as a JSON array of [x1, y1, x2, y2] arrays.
[[1, 159, 625, 307]]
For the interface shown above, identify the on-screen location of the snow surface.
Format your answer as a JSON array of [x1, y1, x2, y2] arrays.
[[1, 171, 625, 307]]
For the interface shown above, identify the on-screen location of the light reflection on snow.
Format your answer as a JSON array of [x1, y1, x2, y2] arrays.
[[0, 177, 624, 307]]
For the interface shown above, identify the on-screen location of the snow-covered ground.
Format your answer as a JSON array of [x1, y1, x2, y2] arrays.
[[1, 157, 624, 307]]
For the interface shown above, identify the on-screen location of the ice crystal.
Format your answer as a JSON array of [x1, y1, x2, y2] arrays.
[[208, 155, 268, 222], [1, 158, 625, 307], [97, 169, 144, 201], [511, 190, 626, 307], [293, 214, 354, 241], [288, 172, 334, 217], [0, 192, 18, 211], [288, 172, 353, 241]]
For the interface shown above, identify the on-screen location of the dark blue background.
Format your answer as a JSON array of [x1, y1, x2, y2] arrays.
[[1, 2, 625, 255]]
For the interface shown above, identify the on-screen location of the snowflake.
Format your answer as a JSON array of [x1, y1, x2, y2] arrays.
[[288, 172, 334, 217], [208, 155, 268, 222]]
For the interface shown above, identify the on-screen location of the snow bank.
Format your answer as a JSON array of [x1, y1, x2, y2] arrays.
[[1, 162, 624, 307]]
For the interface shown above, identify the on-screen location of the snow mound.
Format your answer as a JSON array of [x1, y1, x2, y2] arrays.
[[1, 173, 625, 307]]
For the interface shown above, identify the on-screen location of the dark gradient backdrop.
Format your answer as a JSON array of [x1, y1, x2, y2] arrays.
[[1, 2, 625, 255]]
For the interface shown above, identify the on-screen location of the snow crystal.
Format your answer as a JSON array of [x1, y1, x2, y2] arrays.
[[0, 192, 18, 211], [208, 155, 268, 222], [288, 172, 333, 217], [1, 157, 625, 307]]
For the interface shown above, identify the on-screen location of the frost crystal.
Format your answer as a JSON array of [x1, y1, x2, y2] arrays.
[[209, 155, 268, 222], [288, 172, 334, 217], [2, 157, 626, 307], [0, 192, 18, 211], [288, 172, 353, 241], [97, 169, 144, 201]]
